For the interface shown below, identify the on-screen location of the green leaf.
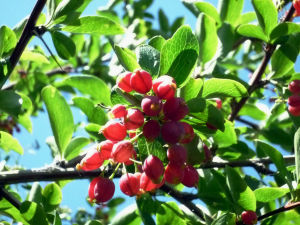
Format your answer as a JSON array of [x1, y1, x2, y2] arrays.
[[136, 196, 156, 225], [237, 24, 268, 42], [213, 120, 237, 148], [159, 25, 199, 87], [111, 87, 131, 105], [211, 212, 236, 225], [254, 187, 290, 202], [137, 136, 167, 162], [42, 85, 74, 155], [64, 136, 90, 160], [294, 127, 300, 183], [54, 211, 62, 225], [110, 204, 141, 225], [107, 197, 125, 208], [251, 0, 278, 37], [72, 97, 108, 125], [194, 2, 221, 25], [97, 10, 121, 24], [202, 78, 248, 98], [88, 35, 100, 64], [20, 201, 48, 225], [51, 31, 76, 60], [0, 90, 22, 116], [180, 78, 203, 101], [271, 43, 298, 78], [171, 17, 185, 34], [113, 45, 140, 72], [158, 9, 169, 31], [56, 75, 111, 105], [238, 103, 267, 120], [186, 97, 206, 113], [219, 0, 244, 26], [85, 220, 103, 225], [0, 131, 23, 154], [149, 35, 166, 51], [0, 26, 17, 57], [62, 16, 125, 35], [196, 13, 218, 63], [225, 166, 256, 211], [42, 183, 62, 212], [217, 141, 256, 160], [46, 0, 61, 21], [217, 22, 235, 57], [238, 12, 257, 25], [20, 50, 50, 64], [28, 182, 43, 204], [85, 123, 102, 139], [136, 45, 160, 76], [270, 22, 300, 43], [156, 202, 185, 225]]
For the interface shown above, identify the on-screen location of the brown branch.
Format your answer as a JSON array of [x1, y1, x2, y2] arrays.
[[0, 0, 47, 88], [228, 4, 295, 121], [0, 186, 21, 209], [236, 117, 259, 130]]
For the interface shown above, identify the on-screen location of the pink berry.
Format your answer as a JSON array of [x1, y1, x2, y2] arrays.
[[182, 165, 199, 187], [153, 75, 177, 100], [142, 155, 164, 183], [111, 104, 127, 118], [179, 122, 194, 144], [163, 97, 189, 121], [112, 140, 134, 163], [94, 177, 115, 203], [143, 120, 160, 142], [77, 149, 104, 171], [130, 70, 152, 94], [117, 72, 133, 92], [119, 173, 140, 196], [164, 164, 184, 185], [288, 105, 300, 116], [140, 172, 165, 192], [141, 96, 162, 116], [288, 95, 300, 107], [97, 140, 115, 160], [215, 98, 222, 109], [203, 144, 212, 163], [102, 121, 127, 141], [124, 108, 144, 130], [241, 210, 258, 225], [88, 177, 102, 202], [167, 144, 187, 167], [161, 121, 184, 144], [124, 150, 137, 166]]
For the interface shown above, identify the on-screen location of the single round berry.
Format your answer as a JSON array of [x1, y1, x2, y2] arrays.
[[94, 177, 115, 203], [163, 97, 189, 121], [97, 140, 115, 160], [112, 140, 134, 163], [288, 95, 300, 107], [141, 96, 162, 116], [143, 120, 160, 142], [179, 122, 194, 144], [164, 164, 184, 185], [241, 210, 258, 225], [119, 173, 140, 196], [117, 72, 133, 92], [167, 144, 187, 167], [153, 75, 177, 100], [140, 172, 165, 192], [88, 177, 102, 202], [111, 104, 127, 118], [215, 98, 222, 109], [182, 165, 199, 187], [143, 155, 164, 183], [77, 149, 104, 171], [130, 70, 152, 94], [161, 121, 184, 144], [102, 121, 127, 141], [288, 105, 300, 116], [125, 108, 144, 130]]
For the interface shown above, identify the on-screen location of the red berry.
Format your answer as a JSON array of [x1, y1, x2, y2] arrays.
[[102, 121, 127, 141], [143, 120, 160, 141], [215, 98, 222, 109], [289, 80, 300, 94], [130, 70, 152, 94], [203, 144, 212, 163], [111, 104, 127, 118], [241, 210, 258, 225], [117, 72, 133, 92], [88, 177, 102, 202], [97, 140, 115, 160], [94, 177, 115, 203], [161, 121, 184, 144], [167, 144, 187, 167], [124, 108, 144, 130], [124, 150, 137, 166], [112, 140, 134, 163], [153, 75, 177, 100], [77, 149, 104, 171], [293, 0, 300, 17], [288, 95, 300, 107], [179, 122, 194, 144], [140, 172, 165, 192], [119, 173, 140, 196], [164, 164, 184, 185], [143, 155, 164, 183], [163, 97, 189, 121], [141, 96, 162, 116], [182, 165, 199, 187], [288, 105, 300, 116]]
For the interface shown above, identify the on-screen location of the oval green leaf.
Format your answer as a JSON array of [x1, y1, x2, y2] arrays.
[[270, 22, 300, 43], [136, 45, 160, 76], [254, 187, 290, 202], [64, 136, 90, 161], [42, 183, 63, 212], [113, 45, 140, 72], [0, 131, 24, 154], [219, 0, 244, 26], [51, 30, 76, 60], [237, 24, 268, 42]]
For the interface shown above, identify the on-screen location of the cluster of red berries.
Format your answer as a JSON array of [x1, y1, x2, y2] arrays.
[[288, 80, 300, 116], [294, 0, 300, 17], [78, 69, 199, 204]]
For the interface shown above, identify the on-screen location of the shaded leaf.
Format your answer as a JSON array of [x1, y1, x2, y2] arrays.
[[0, 90, 22, 116], [219, 0, 244, 26], [158, 9, 169, 31], [211, 212, 236, 225], [51, 31, 76, 60], [213, 120, 237, 148], [137, 136, 166, 162], [110, 204, 141, 225], [20, 201, 48, 225], [136, 45, 160, 76], [270, 22, 300, 43], [156, 202, 185, 225]]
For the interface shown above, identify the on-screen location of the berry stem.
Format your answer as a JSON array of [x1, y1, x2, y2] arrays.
[[130, 132, 143, 143], [129, 158, 143, 165], [109, 163, 121, 180]]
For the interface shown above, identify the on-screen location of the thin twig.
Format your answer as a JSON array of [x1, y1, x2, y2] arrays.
[[0, 186, 21, 209], [236, 117, 260, 130]]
